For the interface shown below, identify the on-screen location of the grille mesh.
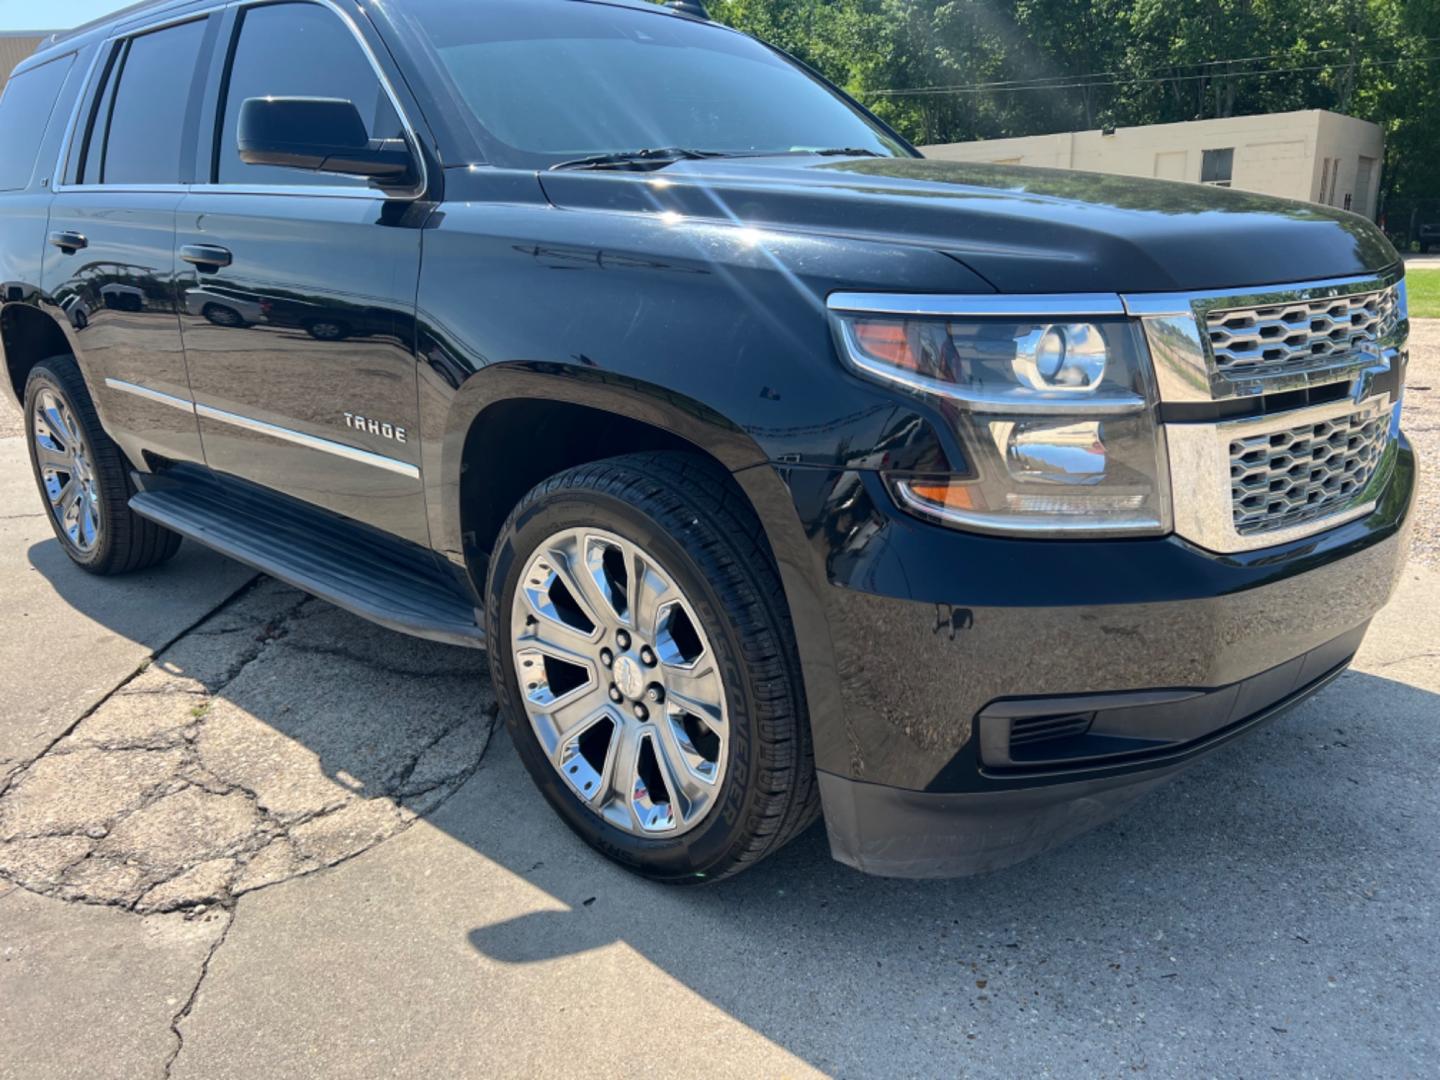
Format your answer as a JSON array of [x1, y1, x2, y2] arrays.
[[1207, 286, 1398, 382], [1229, 408, 1389, 535]]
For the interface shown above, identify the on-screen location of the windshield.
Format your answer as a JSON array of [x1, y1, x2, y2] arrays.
[[407, 0, 909, 168]]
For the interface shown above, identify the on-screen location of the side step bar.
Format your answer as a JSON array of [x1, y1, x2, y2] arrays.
[[130, 468, 485, 648]]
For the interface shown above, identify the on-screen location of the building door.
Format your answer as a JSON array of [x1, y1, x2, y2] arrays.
[[1153, 151, 1187, 181], [1355, 156, 1377, 220]]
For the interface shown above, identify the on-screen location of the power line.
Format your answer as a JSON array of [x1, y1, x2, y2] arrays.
[[866, 37, 1440, 94], [866, 53, 1440, 97]]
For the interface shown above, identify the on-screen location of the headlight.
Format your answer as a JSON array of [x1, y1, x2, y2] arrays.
[[831, 301, 1170, 536]]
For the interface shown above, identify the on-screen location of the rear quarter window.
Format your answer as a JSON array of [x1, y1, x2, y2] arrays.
[[0, 54, 76, 191]]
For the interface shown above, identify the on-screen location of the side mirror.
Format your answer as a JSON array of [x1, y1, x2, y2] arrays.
[[236, 97, 416, 187]]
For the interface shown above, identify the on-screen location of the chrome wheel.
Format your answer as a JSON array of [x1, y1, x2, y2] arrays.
[[31, 388, 101, 552], [511, 527, 729, 837]]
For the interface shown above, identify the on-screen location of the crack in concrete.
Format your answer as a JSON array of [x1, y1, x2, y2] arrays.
[[156, 705, 500, 1078], [0, 572, 500, 1080], [0, 576, 263, 802], [281, 640, 485, 680], [162, 908, 235, 1080], [2, 577, 494, 914], [1376, 650, 1440, 667]]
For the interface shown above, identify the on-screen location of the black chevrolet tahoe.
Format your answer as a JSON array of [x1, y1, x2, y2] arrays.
[[0, 0, 1416, 882]]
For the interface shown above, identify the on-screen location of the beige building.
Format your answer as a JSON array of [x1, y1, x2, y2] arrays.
[[1, 33, 48, 92], [924, 110, 1385, 220]]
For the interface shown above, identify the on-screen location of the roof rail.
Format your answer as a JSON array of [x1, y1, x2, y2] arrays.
[[667, 1, 711, 19], [48, 0, 171, 45]]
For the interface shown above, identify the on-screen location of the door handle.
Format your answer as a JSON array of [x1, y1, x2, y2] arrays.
[[180, 244, 233, 270], [48, 230, 87, 254]]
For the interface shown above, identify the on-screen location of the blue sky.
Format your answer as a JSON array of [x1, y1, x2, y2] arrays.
[[1, 0, 133, 32]]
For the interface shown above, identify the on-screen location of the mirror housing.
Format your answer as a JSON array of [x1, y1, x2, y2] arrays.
[[236, 97, 416, 188]]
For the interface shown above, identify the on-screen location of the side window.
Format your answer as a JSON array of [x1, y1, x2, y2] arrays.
[[78, 20, 207, 185], [75, 49, 120, 184], [216, 2, 404, 187], [0, 54, 76, 191]]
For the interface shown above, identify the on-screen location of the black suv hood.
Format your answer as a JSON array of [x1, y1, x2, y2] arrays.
[[538, 156, 1399, 294]]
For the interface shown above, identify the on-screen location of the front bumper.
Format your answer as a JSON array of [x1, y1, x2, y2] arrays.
[[782, 435, 1417, 878]]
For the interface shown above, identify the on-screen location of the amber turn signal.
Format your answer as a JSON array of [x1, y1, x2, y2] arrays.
[[901, 480, 976, 510], [851, 319, 919, 372]]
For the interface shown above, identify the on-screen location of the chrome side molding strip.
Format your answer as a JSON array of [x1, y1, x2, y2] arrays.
[[103, 378, 420, 480], [194, 403, 421, 479], [104, 377, 197, 413]]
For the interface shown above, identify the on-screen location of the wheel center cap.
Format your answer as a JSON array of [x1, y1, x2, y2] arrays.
[[613, 654, 644, 700]]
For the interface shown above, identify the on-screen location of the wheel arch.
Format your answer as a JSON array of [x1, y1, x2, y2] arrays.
[[440, 363, 844, 753], [0, 298, 81, 410], [444, 362, 767, 570]]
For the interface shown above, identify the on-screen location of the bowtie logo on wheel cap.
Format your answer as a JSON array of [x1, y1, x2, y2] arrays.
[[612, 653, 645, 701]]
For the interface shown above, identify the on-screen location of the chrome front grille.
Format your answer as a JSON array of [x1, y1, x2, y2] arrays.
[[1229, 406, 1390, 536], [1128, 270, 1406, 553], [1206, 285, 1398, 383]]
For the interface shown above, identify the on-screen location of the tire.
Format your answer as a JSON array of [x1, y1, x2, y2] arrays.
[[202, 303, 243, 327], [23, 355, 182, 575], [486, 451, 819, 884], [305, 320, 348, 341]]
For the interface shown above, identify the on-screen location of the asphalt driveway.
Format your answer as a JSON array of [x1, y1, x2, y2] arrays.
[[0, 335, 1436, 1078]]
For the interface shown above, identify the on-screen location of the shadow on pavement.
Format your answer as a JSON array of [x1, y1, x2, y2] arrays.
[[19, 540, 1440, 1074], [23, 536, 257, 654]]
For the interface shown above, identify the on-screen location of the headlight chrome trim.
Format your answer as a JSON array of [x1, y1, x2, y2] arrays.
[[830, 317, 1149, 416], [826, 291, 1127, 319]]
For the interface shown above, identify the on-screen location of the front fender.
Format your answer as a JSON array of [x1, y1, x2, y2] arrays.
[[423, 358, 771, 556], [412, 178, 990, 781]]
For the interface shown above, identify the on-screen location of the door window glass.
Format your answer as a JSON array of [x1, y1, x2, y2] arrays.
[[90, 20, 207, 184], [216, 2, 403, 186]]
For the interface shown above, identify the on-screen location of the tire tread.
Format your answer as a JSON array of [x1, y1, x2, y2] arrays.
[[492, 451, 820, 882], [24, 355, 181, 576]]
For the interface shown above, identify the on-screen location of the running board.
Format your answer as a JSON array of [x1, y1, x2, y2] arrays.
[[130, 468, 485, 648]]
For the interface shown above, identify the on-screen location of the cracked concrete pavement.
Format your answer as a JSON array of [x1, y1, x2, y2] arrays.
[[2, 331, 1439, 1078], [0, 436, 256, 790], [0, 579, 493, 913]]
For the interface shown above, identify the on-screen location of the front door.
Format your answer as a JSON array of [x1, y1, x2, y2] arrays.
[[177, 0, 428, 543], [42, 17, 213, 470]]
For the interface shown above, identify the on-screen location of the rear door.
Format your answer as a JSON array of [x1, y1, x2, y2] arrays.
[[177, 0, 429, 544], [41, 15, 214, 469]]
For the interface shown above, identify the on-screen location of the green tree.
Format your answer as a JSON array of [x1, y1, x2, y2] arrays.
[[710, 0, 1440, 210]]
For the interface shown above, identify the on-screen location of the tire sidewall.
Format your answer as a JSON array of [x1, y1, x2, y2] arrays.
[[487, 486, 761, 882], [23, 362, 114, 571]]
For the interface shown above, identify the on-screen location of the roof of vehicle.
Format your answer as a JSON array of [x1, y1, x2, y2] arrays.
[[37, 0, 702, 53]]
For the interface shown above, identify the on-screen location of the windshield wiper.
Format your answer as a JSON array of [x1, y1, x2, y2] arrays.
[[549, 147, 730, 172], [807, 148, 885, 157]]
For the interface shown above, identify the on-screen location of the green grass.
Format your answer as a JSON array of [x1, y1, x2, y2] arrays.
[[1409, 268, 1440, 319]]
